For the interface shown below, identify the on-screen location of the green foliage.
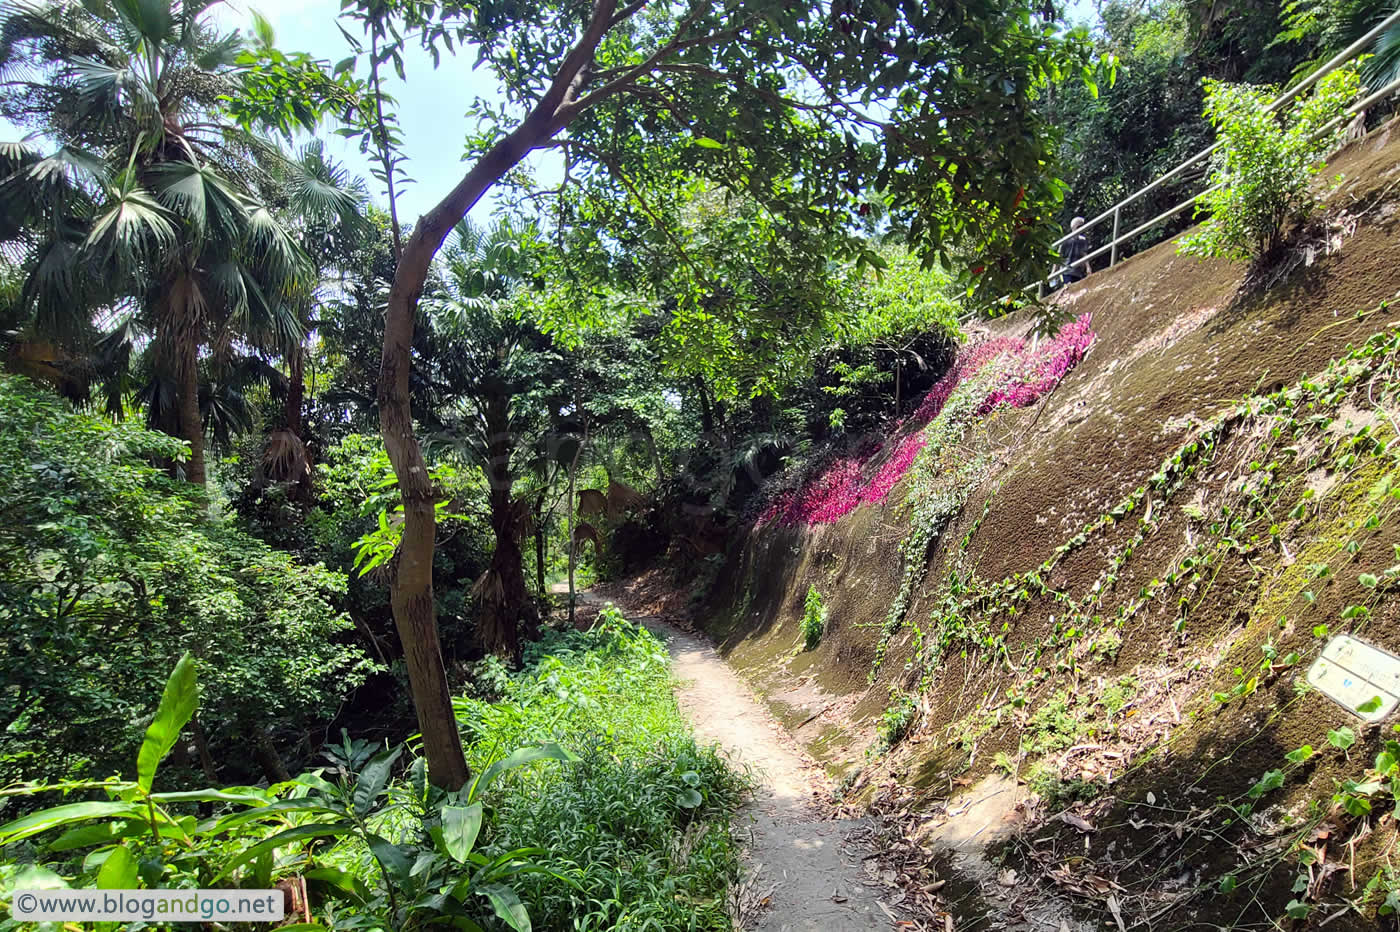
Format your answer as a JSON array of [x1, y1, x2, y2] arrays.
[[451, 606, 748, 930], [0, 657, 570, 932], [1178, 66, 1360, 262], [0, 376, 375, 786], [877, 691, 919, 751], [801, 585, 826, 650], [1046, 1, 1210, 246]]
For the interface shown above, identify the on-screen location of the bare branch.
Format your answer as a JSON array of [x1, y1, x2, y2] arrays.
[[536, 0, 622, 120]]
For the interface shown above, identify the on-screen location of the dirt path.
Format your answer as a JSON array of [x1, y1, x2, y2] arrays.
[[574, 592, 892, 930]]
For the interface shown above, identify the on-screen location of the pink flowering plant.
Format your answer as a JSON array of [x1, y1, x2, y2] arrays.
[[760, 315, 1094, 528]]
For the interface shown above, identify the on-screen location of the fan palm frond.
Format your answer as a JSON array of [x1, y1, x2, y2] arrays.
[[22, 233, 99, 343], [1366, 18, 1400, 88], [107, 0, 175, 50], [243, 202, 311, 292], [66, 56, 162, 137], [85, 168, 176, 270], [148, 158, 245, 244]]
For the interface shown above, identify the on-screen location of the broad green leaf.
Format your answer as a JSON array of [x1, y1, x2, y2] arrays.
[[216, 821, 354, 880], [1359, 695, 1384, 714], [1284, 745, 1313, 764], [1328, 727, 1356, 750], [151, 788, 271, 805], [1343, 793, 1372, 817], [441, 803, 483, 863], [470, 744, 578, 802], [7, 864, 68, 891], [353, 745, 402, 817], [136, 652, 199, 793], [677, 789, 703, 809], [1218, 874, 1236, 894], [212, 797, 344, 832], [95, 843, 138, 890], [478, 883, 531, 932], [1246, 769, 1285, 799], [0, 802, 144, 845], [693, 136, 724, 149], [366, 833, 413, 886], [303, 867, 370, 904], [48, 820, 143, 853]]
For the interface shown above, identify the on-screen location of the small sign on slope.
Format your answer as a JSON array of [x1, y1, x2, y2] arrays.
[[1306, 635, 1400, 722]]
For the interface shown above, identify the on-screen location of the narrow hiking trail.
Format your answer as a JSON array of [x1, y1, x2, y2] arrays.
[[572, 591, 891, 931]]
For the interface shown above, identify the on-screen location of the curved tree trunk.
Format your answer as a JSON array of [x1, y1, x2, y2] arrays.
[[375, 22, 617, 788], [377, 132, 539, 791]]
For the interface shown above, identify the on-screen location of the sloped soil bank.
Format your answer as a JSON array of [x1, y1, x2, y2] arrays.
[[673, 120, 1400, 930]]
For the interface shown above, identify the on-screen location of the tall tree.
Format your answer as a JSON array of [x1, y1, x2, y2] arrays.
[[425, 219, 561, 661], [312, 0, 1100, 789]]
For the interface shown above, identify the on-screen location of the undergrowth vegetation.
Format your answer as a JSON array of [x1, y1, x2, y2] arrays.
[[454, 606, 749, 930], [1179, 65, 1360, 262], [801, 586, 825, 650], [0, 606, 747, 931]]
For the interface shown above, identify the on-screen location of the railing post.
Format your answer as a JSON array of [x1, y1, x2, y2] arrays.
[[1110, 206, 1120, 267]]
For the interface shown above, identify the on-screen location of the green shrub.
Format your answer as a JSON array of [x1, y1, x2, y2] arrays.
[[801, 584, 826, 649], [1178, 65, 1360, 262], [0, 656, 572, 932], [0, 606, 747, 932], [453, 605, 749, 930], [877, 690, 919, 750], [0, 376, 375, 787]]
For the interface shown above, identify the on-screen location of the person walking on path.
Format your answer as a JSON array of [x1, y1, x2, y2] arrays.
[[1059, 215, 1093, 288]]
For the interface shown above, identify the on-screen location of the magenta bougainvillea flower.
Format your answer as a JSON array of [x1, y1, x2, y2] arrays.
[[760, 315, 1094, 528]]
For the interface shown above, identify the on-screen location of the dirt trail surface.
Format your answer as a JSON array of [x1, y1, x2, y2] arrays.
[[573, 590, 891, 930]]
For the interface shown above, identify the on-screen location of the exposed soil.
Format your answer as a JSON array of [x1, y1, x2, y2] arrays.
[[638, 118, 1400, 930]]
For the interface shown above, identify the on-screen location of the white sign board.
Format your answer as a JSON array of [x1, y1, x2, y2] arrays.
[[1306, 635, 1400, 722]]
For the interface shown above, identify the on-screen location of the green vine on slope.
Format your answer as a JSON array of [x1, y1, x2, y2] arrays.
[[889, 299, 1400, 752]]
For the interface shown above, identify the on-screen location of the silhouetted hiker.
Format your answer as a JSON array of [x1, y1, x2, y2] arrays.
[[1059, 215, 1093, 287]]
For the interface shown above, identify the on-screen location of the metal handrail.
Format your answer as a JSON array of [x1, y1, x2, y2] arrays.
[[1049, 4, 1400, 253], [1037, 28, 1400, 295]]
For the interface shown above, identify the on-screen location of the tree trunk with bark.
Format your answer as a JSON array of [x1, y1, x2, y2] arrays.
[[477, 394, 534, 661], [175, 330, 206, 486], [251, 731, 291, 784], [534, 489, 548, 597], [375, 0, 630, 789], [284, 343, 305, 438]]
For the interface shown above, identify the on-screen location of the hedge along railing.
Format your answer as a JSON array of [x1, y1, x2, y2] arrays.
[[1038, 4, 1400, 295]]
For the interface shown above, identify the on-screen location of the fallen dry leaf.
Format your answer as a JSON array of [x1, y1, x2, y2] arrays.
[[1060, 811, 1096, 833], [1106, 893, 1126, 932]]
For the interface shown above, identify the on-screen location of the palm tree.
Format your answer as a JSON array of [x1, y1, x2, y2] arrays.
[[259, 140, 366, 489], [424, 219, 557, 660], [0, 0, 326, 484]]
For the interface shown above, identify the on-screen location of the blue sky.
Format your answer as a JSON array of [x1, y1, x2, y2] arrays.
[[213, 0, 552, 223]]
